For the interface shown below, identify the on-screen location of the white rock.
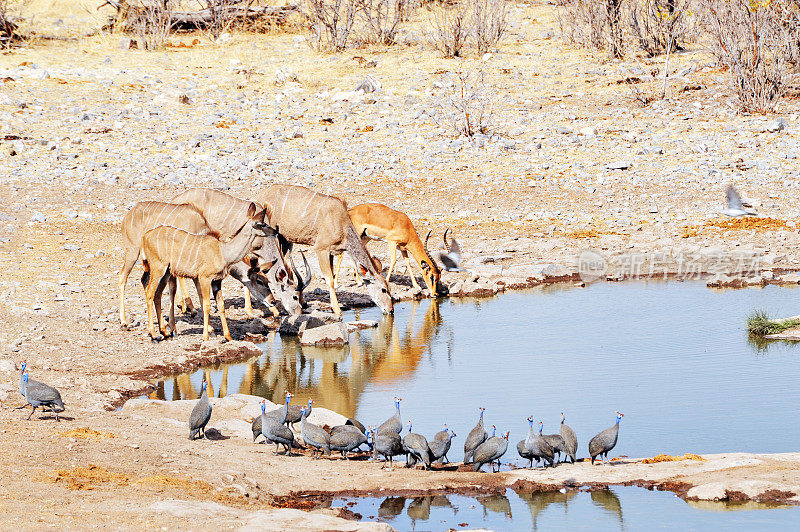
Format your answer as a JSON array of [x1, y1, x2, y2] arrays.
[[300, 322, 349, 346]]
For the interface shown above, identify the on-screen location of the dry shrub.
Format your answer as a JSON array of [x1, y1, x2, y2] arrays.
[[556, 0, 623, 57], [699, 0, 799, 113], [359, 0, 407, 44], [117, 0, 175, 50], [0, 0, 18, 47], [642, 453, 705, 463], [473, 0, 508, 54], [204, 0, 254, 40], [305, 0, 358, 50], [434, 69, 500, 137], [629, 0, 692, 56], [429, 2, 470, 57]]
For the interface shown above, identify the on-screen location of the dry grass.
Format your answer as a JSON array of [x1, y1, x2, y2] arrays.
[[58, 427, 116, 440], [682, 217, 787, 238], [642, 453, 705, 464]]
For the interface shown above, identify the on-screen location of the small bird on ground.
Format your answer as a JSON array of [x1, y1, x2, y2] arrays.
[[589, 411, 624, 465], [20, 372, 65, 421], [723, 185, 757, 217], [189, 380, 212, 440]]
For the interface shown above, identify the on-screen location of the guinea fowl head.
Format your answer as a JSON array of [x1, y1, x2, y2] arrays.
[[260, 400, 266, 413], [20, 361, 26, 372], [407, 421, 413, 433], [300, 406, 307, 417], [201, 381, 207, 392], [538, 421, 543, 433], [394, 397, 402, 409], [616, 411, 624, 423], [442, 424, 448, 433], [526, 416, 533, 426], [284, 391, 293, 404], [561, 412, 565, 423], [307, 398, 313, 407], [491, 425, 496, 437], [503, 431, 510, 440]]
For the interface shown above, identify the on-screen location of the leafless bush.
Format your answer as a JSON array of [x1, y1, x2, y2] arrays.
[[629, 0, 690, 56], [117, 0, 175, 50], [699, 0, 798, 113], [305, 0, 358, 50], [0, 0, 19, 48], [556, 0, 622, 57], [429, 2, 469, 57], [434, 69, 500, 137], [204, 0, 254, 40], [359, 0, 406, 44], [473, 0, 507, 54]]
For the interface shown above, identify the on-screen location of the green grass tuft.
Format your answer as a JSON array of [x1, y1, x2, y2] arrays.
[[747, 310, 800, 336]]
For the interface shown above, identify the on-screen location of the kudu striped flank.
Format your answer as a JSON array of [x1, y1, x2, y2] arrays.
[[254, 184, 393, 316], [140, 203, 270, 341], [118, 201, 211, 327], [171, 188, 304, 317]]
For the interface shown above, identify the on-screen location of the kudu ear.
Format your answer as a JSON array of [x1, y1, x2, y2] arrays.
[[247, 202, 258, 218]]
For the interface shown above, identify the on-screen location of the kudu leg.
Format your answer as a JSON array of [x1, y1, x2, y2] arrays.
[[154, 272, 170, 338], [199, 279, 213, 341], [334, 253, 344, 287], [176, 277, 195, 315], [144, 265, 167, 341], [316, 250, 342, 316], [118, 250, 139, 328], [243, 287, 255, 318], [165, 275, 177, 338], [212, 279, 232, 342]]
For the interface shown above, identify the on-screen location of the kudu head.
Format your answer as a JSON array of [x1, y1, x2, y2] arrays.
[[422, 230, 442, 296], [249, 229, 307, 316]]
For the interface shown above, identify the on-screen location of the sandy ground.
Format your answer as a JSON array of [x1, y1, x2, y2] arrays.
[[2, 0, 800, 527]]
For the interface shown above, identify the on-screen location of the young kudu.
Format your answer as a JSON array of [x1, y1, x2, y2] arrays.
[[336, 203, 441, 297], [254, 185, 393, 316], [118, 202, 210, 327], [141, 203, 270, 341], [171, 188, 305, 317]]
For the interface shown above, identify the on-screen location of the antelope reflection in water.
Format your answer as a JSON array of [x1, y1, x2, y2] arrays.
[[150, 299, 445, 418]]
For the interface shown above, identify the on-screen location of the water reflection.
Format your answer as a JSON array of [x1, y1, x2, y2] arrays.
[[150, 298, 445, 419], [334, 487, 797, 530]]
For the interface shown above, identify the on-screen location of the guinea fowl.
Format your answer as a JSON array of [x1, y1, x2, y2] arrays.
[[20, 372, 65, 421], [472, 429, 509, 472], [559, 412, 578, 463], [370, 426, 404, 469], [377, 397, 403, 435], [300, 405, 331, 458], [253, 397, 311, 441], [189, 380, 212, 439], [402, 421, 432, 470], [438, 228, 464, 271], [464, 407, 487, 464], [345, 417, 366, 434], [260, 396, 295, 454], [517, 419, 536, 468], [429, 426, 456, 465], [329, 425, 368, 458], [589, 411, 624, 465], [18, 360, 27, 397], [542, 432, 567, 463], [524, 419, 554, 468]]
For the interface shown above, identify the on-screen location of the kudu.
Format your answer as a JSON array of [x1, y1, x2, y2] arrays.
[[336, 203, 441, 296], [141, 203, 270, 341], [254, 185, 393, 316], [118, 201, 210, 327], [171, 188, 307, 317]]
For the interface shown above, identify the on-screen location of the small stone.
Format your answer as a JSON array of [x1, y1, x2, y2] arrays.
[[764, 118, 787, 133], [300, 322, 349, 347], [30, 212, 46, 223], [606, 161, 632, 170], [117, 37, 138, 50], [579, 126, 597, 137], [355, 75, 381, 93]]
